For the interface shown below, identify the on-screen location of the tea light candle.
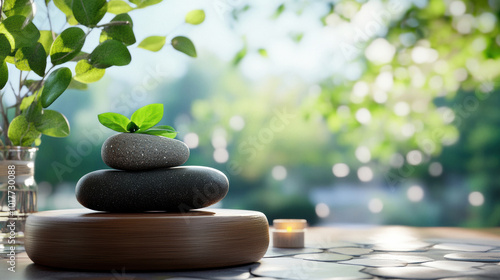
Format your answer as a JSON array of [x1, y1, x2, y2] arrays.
[[272, 219, 307, 248]]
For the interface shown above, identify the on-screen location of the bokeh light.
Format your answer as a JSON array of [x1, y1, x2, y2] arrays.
[[357, 166, 374, 182], [183, 133, 199, 149], [407, 185, 424, 202], [368, 198, 384, 213], [468, 192, 484, 207], [272, 165, 287, 181], [315, 203, 330, 218], [332, 163, 350, 178]]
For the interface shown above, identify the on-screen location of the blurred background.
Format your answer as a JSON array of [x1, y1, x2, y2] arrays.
[[25, 0, 500, 226]]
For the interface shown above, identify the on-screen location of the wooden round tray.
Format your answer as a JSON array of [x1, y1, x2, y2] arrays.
[[25, 209, 269, 271]]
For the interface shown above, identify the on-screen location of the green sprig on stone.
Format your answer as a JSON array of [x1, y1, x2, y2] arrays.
[[98, 103, 176, 138]]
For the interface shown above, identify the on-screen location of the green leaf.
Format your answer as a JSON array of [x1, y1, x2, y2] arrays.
[[3, 0, 34, 18], [108, 0, 134, 14], [40, 67, 72, 108], [137, 35, 166, 52], [258, 48, 268, 57], [53, 0, 78, 25], [20, 95, 35, 111], [68, 79, 88, 90], [72, 0, 108, 27], [232, 44, 247, 66], [0, 61, 8, 90], [14, 42, 47, 76], [98, 112, 130, 132], [126, 121, 140, 132], [130, 0, 162, 9], [7, 115, 41, 146], [50, 27, 86, 65], [74, 59, 105, 83], [38, 30, 54, 56], [139, 125, 177, 138], [34, 110, 70, 137], [89, 39, 131, 68], [273, 3, 285, 19], [0, 15, 40, 51], [0, 34, 11, 63], [185, 9, 205, 25], [131, 103, 163, 130], [100, 13, 136, 46], [23, 97, 43, 122], [171, 36, 196, 58]]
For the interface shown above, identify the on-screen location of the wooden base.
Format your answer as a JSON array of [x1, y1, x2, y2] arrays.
[[25, 209, 269, 271]]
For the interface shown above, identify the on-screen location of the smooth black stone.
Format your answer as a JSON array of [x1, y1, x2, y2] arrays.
[[101, 133, 189, 171], [75, 166, 229, 212]]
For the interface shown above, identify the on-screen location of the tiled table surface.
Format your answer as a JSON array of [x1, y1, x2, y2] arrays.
[[2, 226, 500, 279]]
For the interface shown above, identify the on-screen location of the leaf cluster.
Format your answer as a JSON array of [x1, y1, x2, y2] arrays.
[[98, 103, 176, 138], [0, 0, 204, 146]]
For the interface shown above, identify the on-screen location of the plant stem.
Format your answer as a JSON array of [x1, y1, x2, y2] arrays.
[[45, 0, 56, 41], [95, 21, 130, 28]]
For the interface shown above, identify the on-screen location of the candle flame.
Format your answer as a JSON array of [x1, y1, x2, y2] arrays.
[[287, 226, 292, 232]]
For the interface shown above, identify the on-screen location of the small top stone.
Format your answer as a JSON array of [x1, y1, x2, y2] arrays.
[[101, 133, 189, 171]]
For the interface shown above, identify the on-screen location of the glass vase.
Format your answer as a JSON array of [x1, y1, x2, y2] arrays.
[[0, 146, 37, 252]]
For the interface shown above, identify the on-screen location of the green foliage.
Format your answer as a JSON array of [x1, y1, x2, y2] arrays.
[[185, 9, 205, 25], [0, 34, 11, 62], [97, 112, 130, 132], [74, 59, 105, 83], [98, 103, 177, 138], [99, 13, 136, 46], [40, 67, 72, 108], [107, 0, 134, 14], [0, 62, 8, 90], [50, 27, 86, 65], [0, 15, 40, 50], [171, 36, 197, 57], [37, 30, 54, 55], [8, 115, 41, 146], [232, 44, 247, 66], [138, 35, 166, 52], [72, 0, 108, 27], [14, 43, 47, 76], [89, 39, 132, 68], [130, 0, 162, 9], [0, 0, 200, 147], [3, 0, 34, 18], [34, 110, 70, 137], [130, 103, 163, 130], [258, 48, 268, 57]]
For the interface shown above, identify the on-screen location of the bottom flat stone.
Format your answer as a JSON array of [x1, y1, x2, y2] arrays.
[[25, 209, 269, 271]]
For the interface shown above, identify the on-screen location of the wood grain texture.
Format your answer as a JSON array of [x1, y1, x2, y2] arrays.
[[25, 209, 269, 271]]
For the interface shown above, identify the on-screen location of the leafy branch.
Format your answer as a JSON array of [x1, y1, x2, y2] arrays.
[[0, 0, 204, 146]]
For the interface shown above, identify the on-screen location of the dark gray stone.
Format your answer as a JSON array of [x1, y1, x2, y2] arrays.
[[101, 133, 189, 171], [75, 166, 229, 212]]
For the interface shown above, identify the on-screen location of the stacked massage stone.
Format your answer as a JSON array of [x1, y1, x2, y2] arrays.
[[24, 133, 269, 271], [76, 133, 228, 212]]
